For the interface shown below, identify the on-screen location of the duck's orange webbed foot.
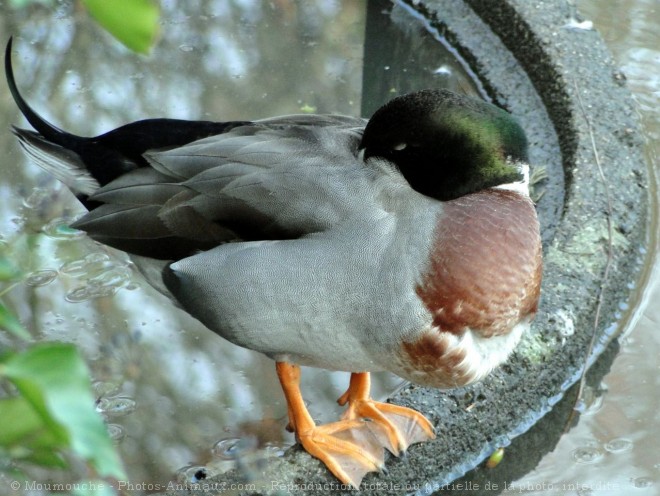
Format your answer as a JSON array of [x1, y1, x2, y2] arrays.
[[337, 372, 436, 456], [276, 362, 435, 489], [277, 362, 385, 488]]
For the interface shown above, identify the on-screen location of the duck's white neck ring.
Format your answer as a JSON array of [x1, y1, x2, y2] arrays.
[[493, 161, 530, 196]]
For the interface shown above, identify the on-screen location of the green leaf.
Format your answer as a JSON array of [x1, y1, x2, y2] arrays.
[[82, 0, 160, 54], [0, 395, 50, 446], [0, 396, 66, 468], [3, 344, 126, 478], [0, 304, 31, 340], [19, 448, 68, 468]]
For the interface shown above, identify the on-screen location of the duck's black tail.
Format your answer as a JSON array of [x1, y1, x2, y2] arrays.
[[5, 37, 251, 194], [5, 38, 83, 148]]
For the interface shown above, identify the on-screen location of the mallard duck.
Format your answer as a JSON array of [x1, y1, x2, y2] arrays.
[[5, 38, 541, 488]]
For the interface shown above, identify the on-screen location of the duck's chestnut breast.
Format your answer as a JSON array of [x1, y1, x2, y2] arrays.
[[417, 188, 542, 337], [393, 188, 542, 389]]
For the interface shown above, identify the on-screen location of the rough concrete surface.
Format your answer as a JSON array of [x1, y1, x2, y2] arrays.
[[158, 0, 649, 494]]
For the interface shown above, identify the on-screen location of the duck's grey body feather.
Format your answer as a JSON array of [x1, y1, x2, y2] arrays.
[[17, 114, 441, 372], [7, 35, 539, 383], [75, 116, 368, 245]]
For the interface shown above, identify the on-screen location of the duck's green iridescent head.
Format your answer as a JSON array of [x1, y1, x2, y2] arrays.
[[361, 89, 529, 201]]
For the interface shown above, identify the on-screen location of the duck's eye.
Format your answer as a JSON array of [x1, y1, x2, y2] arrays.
[[393, 143, 407, 151]]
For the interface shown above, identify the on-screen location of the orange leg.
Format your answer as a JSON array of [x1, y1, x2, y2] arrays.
[[276, 363, 435, 488], [276, 362, 384, 488]]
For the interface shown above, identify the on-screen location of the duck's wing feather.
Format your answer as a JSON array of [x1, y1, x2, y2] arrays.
[[69, 116, 369, 260]]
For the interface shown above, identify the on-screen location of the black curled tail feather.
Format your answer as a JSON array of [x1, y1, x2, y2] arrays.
[[4, 36, 135, 189], [5, 38, 84, 153], [6, 37, 253, 188]]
